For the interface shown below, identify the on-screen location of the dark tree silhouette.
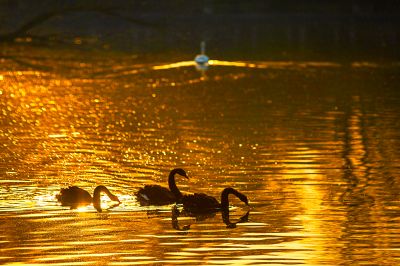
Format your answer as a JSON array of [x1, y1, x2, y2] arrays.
[[0, 2, 160, 43]]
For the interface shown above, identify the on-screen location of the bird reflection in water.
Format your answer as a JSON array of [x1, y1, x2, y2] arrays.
[[222, 209, 250, 229], [171, 205, 250, 231], [56, 185, 121, 212], [171, 205, 191, 232]]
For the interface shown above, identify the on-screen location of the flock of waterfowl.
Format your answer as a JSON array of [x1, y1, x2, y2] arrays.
[[57, 44, 247, 223], [57, 168, 249, 215]]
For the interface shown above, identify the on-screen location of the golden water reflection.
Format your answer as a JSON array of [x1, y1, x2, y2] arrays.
[[1, 52, 400, 265]]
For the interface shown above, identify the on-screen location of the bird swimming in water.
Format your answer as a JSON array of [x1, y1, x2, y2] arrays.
[[56, 185, 120, 212], [136, 168, 188, 206], [194, 41, 209, 65], [182, 187, 248, 214]]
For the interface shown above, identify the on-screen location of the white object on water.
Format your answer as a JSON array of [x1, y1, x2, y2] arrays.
[[194, 41, 209, 65]]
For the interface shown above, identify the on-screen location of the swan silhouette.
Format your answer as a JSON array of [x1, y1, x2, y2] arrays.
[[56, 185, 120, 212], [136, 168, 188, 206], [182, 187, 248, 214], [194, 41, 209, 65]]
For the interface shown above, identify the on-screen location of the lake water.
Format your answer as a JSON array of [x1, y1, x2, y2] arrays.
[[1, 48, 400, 265]]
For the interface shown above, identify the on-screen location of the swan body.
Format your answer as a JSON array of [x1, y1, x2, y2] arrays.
[[194, 41, 209, 65], [182, 187, 248, 213], [57, 185, 120, 212], [136, 168, 188, 206]]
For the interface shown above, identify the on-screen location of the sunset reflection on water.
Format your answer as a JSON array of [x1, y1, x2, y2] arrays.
[[1, 49, 400, 265]]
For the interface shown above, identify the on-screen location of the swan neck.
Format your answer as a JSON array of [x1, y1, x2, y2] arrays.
[[221, 188, 246, 209], [93, 185, 114, 212], [221, 208, 230, 224], [220, 188, 232, 209], [168, 170, 182, 199]]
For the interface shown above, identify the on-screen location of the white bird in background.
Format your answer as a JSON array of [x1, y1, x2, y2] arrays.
[[194, 41, 209, 65]]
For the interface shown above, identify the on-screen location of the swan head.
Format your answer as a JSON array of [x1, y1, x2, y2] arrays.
[[108, 193, 121, 203], [93, 194, 120, 212], [174, 168, 189, 179], [93, 185, 121, 212], [221, 187, 249, 208]]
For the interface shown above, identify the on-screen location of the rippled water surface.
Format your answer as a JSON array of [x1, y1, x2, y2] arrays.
[[1, 48, 400, 265]]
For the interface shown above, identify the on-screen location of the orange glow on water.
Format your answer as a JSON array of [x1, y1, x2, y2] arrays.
[[1, 52, 400, 265]]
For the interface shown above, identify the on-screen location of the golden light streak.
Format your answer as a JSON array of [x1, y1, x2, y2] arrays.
[[209, 60, 267, 68], [280, 148, 343, 265], [209, 60, 341, 69], [91, 59, 389, 80], [150, 60, 342, 71], [152, 61, 195, 70]]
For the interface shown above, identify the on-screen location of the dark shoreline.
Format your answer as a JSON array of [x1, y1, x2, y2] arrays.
[[1, 1, 400, 60]]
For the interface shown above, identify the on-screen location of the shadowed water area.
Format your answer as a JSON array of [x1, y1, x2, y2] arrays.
[[1, 46, 400, 265]]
